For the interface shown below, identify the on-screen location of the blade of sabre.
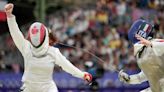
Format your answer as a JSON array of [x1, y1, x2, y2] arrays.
[[57, 43, 119, 72], [56, 43, 122, 86]]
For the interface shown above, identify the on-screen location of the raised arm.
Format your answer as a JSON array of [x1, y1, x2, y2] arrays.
[[5, 3, 27, 54], [54, 48, 92, 82]]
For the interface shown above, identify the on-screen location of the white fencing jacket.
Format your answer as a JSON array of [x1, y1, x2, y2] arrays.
[[129, 39, 164, 92], [7, 15, 85, 83]]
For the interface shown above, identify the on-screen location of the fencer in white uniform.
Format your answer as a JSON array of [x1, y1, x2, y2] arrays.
[[118, 19, 164, 92], [5, 3, 92, 92]]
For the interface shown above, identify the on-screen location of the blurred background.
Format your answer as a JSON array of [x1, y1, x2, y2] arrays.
[[0, 0, 164, 92]]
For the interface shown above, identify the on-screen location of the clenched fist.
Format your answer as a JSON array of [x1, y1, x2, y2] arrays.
[[4, 3, 14, 17], [118, 70, 130, 83], [83, 72, 92, 83]]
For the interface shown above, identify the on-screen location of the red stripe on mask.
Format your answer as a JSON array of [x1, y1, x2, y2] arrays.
[[145, 24, 151, 32], [40, 25, 46, 44]]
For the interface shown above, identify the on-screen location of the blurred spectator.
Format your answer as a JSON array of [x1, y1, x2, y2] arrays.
[[1, 0, 163, 75]]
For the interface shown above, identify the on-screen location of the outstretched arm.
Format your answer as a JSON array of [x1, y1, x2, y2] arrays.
[[128, 71, 147, 84], [5, 3, 28, 54], [119, 71, 147, 84], [54, 48, 92, 82]]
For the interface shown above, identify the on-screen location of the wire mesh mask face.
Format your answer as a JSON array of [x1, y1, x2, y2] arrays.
[[28, 22, 47, 48], [128, 19, 154, 44], [28, 22, 49, 57]]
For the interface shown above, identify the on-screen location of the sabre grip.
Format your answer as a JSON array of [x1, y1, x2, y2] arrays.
[[118, 70, 130, 83], [84, 72, 92, 83]]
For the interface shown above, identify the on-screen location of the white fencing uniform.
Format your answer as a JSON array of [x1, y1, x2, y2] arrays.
[[7, 15, 85, 92], [119, 18, 164, 92], [131, 39, 164, 92]]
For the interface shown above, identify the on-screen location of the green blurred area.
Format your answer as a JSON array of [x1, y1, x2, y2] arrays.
[[8, 0, 96, 23], [0, 0, 95, 34]]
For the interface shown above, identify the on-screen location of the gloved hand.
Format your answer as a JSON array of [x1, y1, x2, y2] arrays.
[[83, 72, 92, 83], [4, 3, 14, 17], [135, 34, 152, 47], [118, 70, 130, 83]]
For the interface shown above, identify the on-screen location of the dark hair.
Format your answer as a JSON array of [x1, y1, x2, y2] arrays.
[[48, 29, 58, 46], [26, 28, 58, 46]]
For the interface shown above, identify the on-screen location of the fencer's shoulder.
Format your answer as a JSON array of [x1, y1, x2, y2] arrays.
[[47, 46, 62, 59], [151, 39, 164, 56], [48, 46, 60, 53]]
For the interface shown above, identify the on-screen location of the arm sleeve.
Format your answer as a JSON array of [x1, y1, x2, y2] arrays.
[[128, 71, 147, 84], [55, 49, 85, 79], [7, 15, 28, 56], [140, 87, 152, 92], [151, 39, 164, 56]]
